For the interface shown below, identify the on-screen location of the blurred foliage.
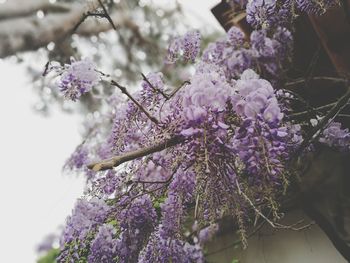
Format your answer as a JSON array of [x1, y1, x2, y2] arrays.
[[37, 248, 59, 263]]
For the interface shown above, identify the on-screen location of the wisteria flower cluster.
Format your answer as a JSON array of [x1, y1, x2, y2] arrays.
[[244, 0, 340, 28], [42, 1, 350, 263], [166, 30, 201, 63], [45, 58, 100, 101]]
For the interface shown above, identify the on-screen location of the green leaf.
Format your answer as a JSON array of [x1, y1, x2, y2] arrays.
[[37, 248, 60, 263]]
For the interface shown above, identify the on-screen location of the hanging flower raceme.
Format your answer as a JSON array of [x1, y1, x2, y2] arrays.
[[45, 58, 100, 101], [88, 224, 118, 263], [231, 70, 290, 182], [166, 30, 201, 63], [201, 25, 293, 81]]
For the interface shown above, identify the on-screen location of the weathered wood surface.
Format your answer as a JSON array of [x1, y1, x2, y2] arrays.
[[206, 210, 347, 263]]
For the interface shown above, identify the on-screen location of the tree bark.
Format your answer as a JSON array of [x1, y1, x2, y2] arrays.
[[0, 0, 123, 58]]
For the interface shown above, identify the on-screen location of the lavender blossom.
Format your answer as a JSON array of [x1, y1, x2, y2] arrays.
[[58, 58, 100, 101], [60, 198, 110, 245], [88, 224, 118, 263], [182, 72, 232, 122], [138, 230, 204, 263], [198, 224, 219, 244], [246, 0, 277, 28], [231, 70, 290, 182], [166, 36, 183, 64], [115, 195, 157, 262], [64, 144, 89, 170], [319, 121, 350, 151], [296, 0, 339, 15], [166, 30, 201, 63], [183, 30, 201, 62], [57, 198, 110, 263], [227, 26, 245, 48]]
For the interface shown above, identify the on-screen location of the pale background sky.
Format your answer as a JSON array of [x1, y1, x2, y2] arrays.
[[0, 1, 221, 262]]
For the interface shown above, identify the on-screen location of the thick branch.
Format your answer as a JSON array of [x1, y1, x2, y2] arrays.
[[88, 136, 184, 171], [0, 0, 70, 20], [0, 0, 130, 58]]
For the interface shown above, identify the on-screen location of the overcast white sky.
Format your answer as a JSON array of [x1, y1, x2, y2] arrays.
[[0, 1, 222, 262]]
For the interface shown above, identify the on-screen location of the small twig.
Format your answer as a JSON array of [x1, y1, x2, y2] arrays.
[[134, 173, 175, 184], [87, 136, 184, 171], [304, 44, 321, 90], [194, 194, 200, 219], [293, 85, 350, 157], [70, 12, 91, 35], [337, 114, 350, 118], [285, 76, 347, 88], [205, 221, 266, 256], [97, 0, 117, 30], [111, 80, 159, 125], [236, 181, 315, 231], [141, 73, 169, 100], [68, 0, 116, 37], [289, 102, 350, 119], [168, 80, 190, 99]]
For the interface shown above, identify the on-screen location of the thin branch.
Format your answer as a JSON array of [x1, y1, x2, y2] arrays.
[[111, 80, 159, 125], [304, 44, 321, 90], [168, 80, 191, 99], [236, 181, 314, 231], [134, 176, 174, 185], [69, 12, 91, 35], [97, 0, 117, 30], [289, 101, 350, 119], [293, 85, 350, 157], [87, 136, 184, 171], [337, 114, 350, 118], [205, 221, 266, 256], [285, 76, 348, 88], [66, 0, 116, 39], [141, 73, 169, 100]]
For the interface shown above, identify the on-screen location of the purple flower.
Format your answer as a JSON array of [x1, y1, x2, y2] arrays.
[[64, 144, 89, 170], [166, 36, 183, 64], [88, 224, 118, 263], [166, 30, 201, 63], [142, 72, 165, 92], [296, 0, 339, 15], [198, 224, 219, 244], [182, 72, 232, 122], [138, 230, 204, 263], [60, 198, 110, 245], [227, 26, 245, 48], [246, 0, 277, 28], [183, 30, 201, 62], [319, 121, 350, 151], [115, 195, 157, 262], [58, 58, 100, 101]]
